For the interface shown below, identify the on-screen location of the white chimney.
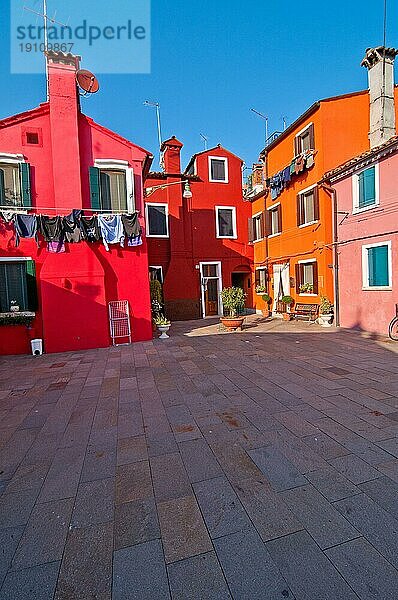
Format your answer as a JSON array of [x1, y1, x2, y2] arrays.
[[361, 46, 398, 148]]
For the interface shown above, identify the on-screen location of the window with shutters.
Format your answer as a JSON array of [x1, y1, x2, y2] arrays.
[[0, 261, 28, 312], [266, 203, 282, 237], [255, 267, 268, 293], [249, 212, 264, 243], [90, 160, 134, 212], [294, 123, 315, 156], [208, 157, 228, 183], [215, 206, 237, 238], [146, 203, 169, 237], [297, 186, 319, 227], [295, 260, 318, 295], [362, 241, 391, 289], [0, 163, 21, 207], [353, 164, 379, 213]]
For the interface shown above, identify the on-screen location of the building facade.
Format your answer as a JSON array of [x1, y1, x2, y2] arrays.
[[145, 139, 254, 320], [248, 47, 398, 319], [0, 51, 153, 355], [324, 137, 398, 336]]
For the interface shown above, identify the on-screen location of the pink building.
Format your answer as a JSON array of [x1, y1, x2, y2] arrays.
[[323, 47, 398, 336], [324, 136, 398, 335]]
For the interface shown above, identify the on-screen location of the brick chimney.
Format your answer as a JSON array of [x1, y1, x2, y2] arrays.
[[361, 46, 398, 148], [161, 137, 183, 173], [47, 51, 83, 211]]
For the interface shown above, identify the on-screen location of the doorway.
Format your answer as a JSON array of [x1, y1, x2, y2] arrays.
[[200, 262, 222, 317], [272, 263, 290, 312]]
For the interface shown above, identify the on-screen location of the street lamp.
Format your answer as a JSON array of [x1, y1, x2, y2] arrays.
[[145, 179, 192, 198]]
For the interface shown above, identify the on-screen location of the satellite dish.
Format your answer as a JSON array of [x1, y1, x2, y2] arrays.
[[76, 69, 100, 96]]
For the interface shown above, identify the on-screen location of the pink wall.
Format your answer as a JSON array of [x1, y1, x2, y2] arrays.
[[335, 151, 398, 336]]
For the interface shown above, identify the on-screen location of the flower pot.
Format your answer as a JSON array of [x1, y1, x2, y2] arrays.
[[157, 324, 170, 339], [282, 313, 292, 322], [220, 317, 245, 331], [319, 313, 333, 328]]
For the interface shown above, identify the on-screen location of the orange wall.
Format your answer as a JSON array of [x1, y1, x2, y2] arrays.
[[252, 88, 390, 312]]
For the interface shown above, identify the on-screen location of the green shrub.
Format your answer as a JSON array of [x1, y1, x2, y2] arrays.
[[221, 286, 246, 317]]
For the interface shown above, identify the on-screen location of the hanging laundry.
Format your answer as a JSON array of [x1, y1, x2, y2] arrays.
[[13, 214, 38, 247], [294, 155, 305, 174], [0, 211, 15, 223], [97, 214, 125, 251], [121, 213, 142, 247], [63, 210, 82, 243], [289, 159, 296, 176], [80, 215, 101, 242], [38, 215, 65, 253], [282, 166, 291, 187], [305, 151, 315, 169], [270, 172, 283, 200]]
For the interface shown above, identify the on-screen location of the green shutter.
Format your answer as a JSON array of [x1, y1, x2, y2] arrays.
[[368, 246, 389, 287], [26, 260, 38, 311], [19, 163, 32, 208], [359, 167, 375, 208], [0, 169, 5, 206], [89, 167, 101, 210]]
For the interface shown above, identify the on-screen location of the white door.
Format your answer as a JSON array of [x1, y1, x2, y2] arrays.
[[273, 263, 290, 311]]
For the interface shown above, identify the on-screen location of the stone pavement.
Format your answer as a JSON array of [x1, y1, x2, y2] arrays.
[[1, 315, 398, 599]]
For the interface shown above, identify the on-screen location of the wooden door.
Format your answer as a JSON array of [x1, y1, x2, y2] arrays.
[[205, 278, 219, 316]]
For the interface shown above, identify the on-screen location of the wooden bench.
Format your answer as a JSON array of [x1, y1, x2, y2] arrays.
[[291, 303, 319, 322]]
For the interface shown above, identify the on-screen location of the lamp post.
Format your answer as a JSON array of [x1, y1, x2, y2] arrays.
[[145, 179, 192, 198]]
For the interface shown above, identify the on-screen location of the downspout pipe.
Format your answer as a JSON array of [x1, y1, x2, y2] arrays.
[[320, 182, 340, 327]]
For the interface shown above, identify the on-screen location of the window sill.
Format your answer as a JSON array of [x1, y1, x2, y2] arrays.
[[0, 311, 35, 317], [299, 220, 319, 229], [146, 234, 169, 238], [216, 235, 238, 240], [268, 232, 281, 239], [362, 286, 392, 291], [298, 293, 317, 297], [253, 238, 264, 243], [353, 204, 378, 215], [209, 179, 229, 184]]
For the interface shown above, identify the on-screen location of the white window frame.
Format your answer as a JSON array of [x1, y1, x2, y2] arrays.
[[352, 163, 379, 215], [94, 159, 135, 213], [0, 153, 27, 210], [298, 184, 318, 228], [362, 240, 392, 291], [297, 258, 317, 296], [215, 205, 237, 239], [149, 265, 163, 283], [294, 122, 314, 155], [267, 202, 281, 238], [252, 211, 263, 243], [145, 202, 169, 238], [208, 156, 229, 183], [199, 261, 223, 317], [255, 266, 267, 293]]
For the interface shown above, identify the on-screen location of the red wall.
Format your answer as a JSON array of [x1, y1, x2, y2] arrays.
[[145, 142, 254, 319], [0, 53, 152, 355]]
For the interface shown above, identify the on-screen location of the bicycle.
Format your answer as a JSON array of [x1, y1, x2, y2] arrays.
[[388, 304, 398, 341]]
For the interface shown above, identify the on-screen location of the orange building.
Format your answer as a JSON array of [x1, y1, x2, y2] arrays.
[[248, 76, 398, 318]]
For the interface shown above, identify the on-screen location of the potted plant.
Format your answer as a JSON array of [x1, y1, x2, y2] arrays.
[[261, 293, 271, 318], [150, 279, 164, 332], [154, 314, 171, 339], [281, 295, 294, 321], [318, 296, 333, 327], [299, 283, 314, 294], [220, 286, 246, 331], [255, 284, 267, 294]]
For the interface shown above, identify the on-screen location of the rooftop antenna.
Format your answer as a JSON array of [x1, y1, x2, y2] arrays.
[[282, 116, 287, 131], [200, 133, 208, 150], [23, 1, 68, 100], [251, 108, 269, 147], [144, 100, 163, 169]]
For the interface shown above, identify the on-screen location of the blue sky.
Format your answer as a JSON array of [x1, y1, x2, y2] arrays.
[[1, 0, 397, 170]]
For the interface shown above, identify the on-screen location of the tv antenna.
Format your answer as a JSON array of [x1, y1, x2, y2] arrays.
[[144, 100, 163, 169], [23, 2, 69, 100], [251, 108, 269, 147], [200, 133, 208, 150]]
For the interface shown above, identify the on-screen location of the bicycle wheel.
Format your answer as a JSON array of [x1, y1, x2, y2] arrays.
[[389, 317, 398, 341]]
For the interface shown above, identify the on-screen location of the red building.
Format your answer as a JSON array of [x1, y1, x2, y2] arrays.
[[0, 51, 153, 355], [144, 138, 254, 320]]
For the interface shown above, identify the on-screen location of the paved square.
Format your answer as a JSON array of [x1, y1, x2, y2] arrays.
[[1, 316, 398, 599]]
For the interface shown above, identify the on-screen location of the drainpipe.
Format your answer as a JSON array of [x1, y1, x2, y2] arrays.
[[321, 183, 340, 327]]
